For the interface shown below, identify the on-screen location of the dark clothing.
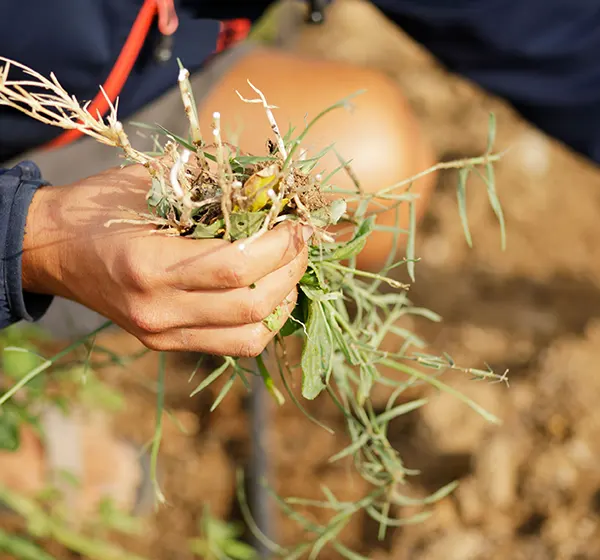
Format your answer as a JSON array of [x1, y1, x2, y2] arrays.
[[0, 162, 52, 325], [2, 0, 600, 328]]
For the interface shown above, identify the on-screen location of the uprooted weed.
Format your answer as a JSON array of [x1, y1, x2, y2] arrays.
[[0, 55, 508, 558]]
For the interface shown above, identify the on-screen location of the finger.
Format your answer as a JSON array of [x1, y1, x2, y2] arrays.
[[156, 246, 307, 329], [161, 220, 313, 290], [141, 290, 297, 355]]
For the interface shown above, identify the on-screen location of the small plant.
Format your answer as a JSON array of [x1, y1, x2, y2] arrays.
[[190, 505, 258, 560], [0, 55, 508, 558]]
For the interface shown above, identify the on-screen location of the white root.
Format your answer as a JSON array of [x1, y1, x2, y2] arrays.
[[177, 67, 203, 147]]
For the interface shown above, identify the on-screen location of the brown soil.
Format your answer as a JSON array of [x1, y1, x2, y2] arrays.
[[4, 1, 600, 559]]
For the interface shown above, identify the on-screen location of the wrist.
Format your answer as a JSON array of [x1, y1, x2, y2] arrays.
[[21, 185, 67, 298]]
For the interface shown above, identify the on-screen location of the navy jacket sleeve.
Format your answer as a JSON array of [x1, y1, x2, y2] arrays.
[[0, 161, 53, 329], [372, 0, 600, 164]]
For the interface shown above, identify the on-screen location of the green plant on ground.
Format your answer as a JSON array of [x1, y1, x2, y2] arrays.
[[0, 54, 508, 558], [0, 326, 153, 559], [190, 504, 259, 560]]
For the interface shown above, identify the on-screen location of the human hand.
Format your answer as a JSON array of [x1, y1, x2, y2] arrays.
[[22, 164, 310, 356]]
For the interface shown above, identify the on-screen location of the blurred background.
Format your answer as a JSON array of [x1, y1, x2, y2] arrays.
[[3, 1, 600, 559]]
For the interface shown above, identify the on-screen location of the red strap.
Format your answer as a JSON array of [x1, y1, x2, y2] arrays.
[[215, 19, 252, 54], [43, 5, 250, 151]]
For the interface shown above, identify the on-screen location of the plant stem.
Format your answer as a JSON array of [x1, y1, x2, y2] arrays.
[[255, 353, 285, 405], [0, 321, 113, 406], [0, 486, 148, 560], [150, 352, 166, 506]]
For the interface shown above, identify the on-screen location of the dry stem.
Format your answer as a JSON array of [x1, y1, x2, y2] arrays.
[[0, 57, 151, 167], [212, 111, 233, 239]]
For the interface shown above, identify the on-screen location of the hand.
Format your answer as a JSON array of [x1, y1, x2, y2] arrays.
[[22, 164, 310, 356]]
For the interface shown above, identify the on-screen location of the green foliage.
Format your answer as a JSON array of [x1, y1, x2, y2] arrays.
[[0, 529, 56, 560], [0, 45, 509, 558], [190, 505, 258, 560]]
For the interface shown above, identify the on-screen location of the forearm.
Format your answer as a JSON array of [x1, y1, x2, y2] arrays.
[[0, 161, 53, 328]]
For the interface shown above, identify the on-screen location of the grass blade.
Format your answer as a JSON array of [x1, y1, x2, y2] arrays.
[[456, 167, 473, 247]]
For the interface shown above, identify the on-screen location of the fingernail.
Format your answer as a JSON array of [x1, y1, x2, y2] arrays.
[[302, 225, 314, 243]]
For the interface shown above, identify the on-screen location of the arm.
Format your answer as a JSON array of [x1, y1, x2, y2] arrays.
[[0, 161, 53, 328], [372, 0, 600, 163]]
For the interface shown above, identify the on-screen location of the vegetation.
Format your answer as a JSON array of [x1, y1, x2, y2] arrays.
[[0, 51, 507, 558]]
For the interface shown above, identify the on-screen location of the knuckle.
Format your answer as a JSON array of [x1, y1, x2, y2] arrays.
[[129, 304, 164, 334], [117, 248, 156, 292], [214, 262, 246, 288]]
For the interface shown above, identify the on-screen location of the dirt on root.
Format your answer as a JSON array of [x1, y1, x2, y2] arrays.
[[4, 1, 600, 559]]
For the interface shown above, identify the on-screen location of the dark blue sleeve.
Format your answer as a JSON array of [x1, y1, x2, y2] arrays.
[[0, 161, 53, 329], [373, 0, 600, 164]]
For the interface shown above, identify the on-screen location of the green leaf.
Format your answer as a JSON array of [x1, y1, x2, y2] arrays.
[[0, 401, 40, 451], [323, 304, 360, 365], [295, 143, 335, 174], [255, 354, 285, 406], [328, 216, 375, 261], [298, 266, 323, 289], [310, 516, 350, 559], [229, 212, 266, 240], [357, 360, 378, 404], [0, 409, 20, 451], [456, 167, 473, 247], [406, 200, 416, 282], [189, 219, 224, 239], [484, 162, 506, 250], [366, 507, 432, 527], [232, 155, 278, 167], [380, 359, 501, 424], [307, 200, 346, 230], [328, 432, 370, 463], [2, 346, 43, 381], [147, 176, 170, 218], [309, 207, 333, 228], [190, 358, 232, 397], [156, 124, 197, 152], [301, 301, 333, 400], [0, 528, 56, 560], [263, 305, 288, 333], [423, 480, 460, 504], [210, 373, 237, 411], [375, 398, 428, 426], [283, 89, 366, 168], [329, 199, 347, 225]]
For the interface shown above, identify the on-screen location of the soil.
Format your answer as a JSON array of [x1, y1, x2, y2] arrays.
[[4, 1, 600, 559]]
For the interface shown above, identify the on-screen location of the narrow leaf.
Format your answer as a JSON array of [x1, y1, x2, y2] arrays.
[[484, 162, 506, 250], [328, 432, 370, 463], [190, 359, 231, 397], [456, 167, 473, 247], [376, 398, 428, 425], [406, 200, 416, 281]]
